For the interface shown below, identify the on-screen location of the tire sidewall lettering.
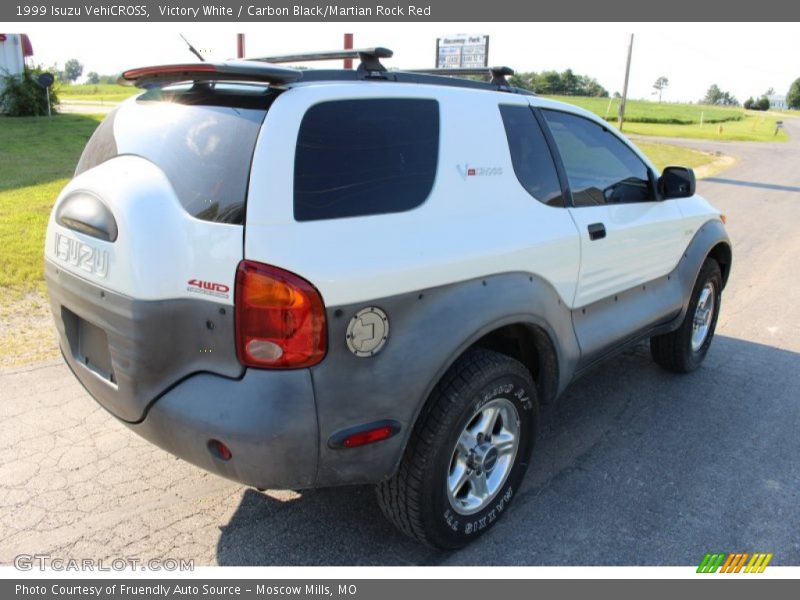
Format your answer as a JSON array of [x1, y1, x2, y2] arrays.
[[436, 374, 535, 541]]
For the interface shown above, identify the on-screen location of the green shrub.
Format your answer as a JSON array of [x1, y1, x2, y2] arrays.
[[0, 67, 60, 117]]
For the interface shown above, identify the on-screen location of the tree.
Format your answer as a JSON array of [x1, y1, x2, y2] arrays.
[[85, 72, 100, 84], [508, 69, 608, 97], [756, 96, 770, 111], [652, 76, 669, 103], [743, 97, 754, 110], [62, 59, 83, 83], [0, 66, 60, 116], [702, 84, 739, 107], [787, 78, 800, 109]]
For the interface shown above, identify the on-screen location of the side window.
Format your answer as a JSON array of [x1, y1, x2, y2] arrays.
[[499, 105, 564, 207], [542, 109, 654, 206], [294, 98, 439, 221]]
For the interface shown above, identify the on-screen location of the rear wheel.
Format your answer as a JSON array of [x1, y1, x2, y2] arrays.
[[651, 258, 722, 373], [376, 348, 538, 548]]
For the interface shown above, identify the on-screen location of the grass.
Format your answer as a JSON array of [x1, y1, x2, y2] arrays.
[[0, 113, 102, 367], [547, 96, 788, 142], [634, 141, 719, 172], [620, 114, 788, 142], [58, 83, 141, 103], [545, 96, 743, 125], [0, 113, 103, 295]]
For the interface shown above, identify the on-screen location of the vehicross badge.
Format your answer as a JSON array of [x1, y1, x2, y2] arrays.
[[456, 164, 503, 180], [54, 232, 109, 278]]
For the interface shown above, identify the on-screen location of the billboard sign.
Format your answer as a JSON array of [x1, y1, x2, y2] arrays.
[[436, 34, 489, 69]]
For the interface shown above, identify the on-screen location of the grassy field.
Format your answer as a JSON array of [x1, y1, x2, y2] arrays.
[[58, 83, 140, 103], [0, 113, 104, 366], [0, 113, 103, 294], [545, 96, 743, 124], [547, 96, 788, 142], [634, 141, 719, 172], [621, 114, 788, 142]]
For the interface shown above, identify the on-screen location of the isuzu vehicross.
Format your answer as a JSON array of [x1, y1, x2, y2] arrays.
[[45, 48, 731, 548]]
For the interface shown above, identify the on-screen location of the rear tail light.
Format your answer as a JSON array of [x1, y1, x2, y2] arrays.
[[235, 260, 327, 369]]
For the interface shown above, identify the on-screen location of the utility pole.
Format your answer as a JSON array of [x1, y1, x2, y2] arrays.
[[618, 33, 634, 132], [343, 33, 354, 69]]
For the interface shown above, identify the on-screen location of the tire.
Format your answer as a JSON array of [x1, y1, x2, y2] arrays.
[[376, 348, 538, 549], [651, 258, 723, 373]]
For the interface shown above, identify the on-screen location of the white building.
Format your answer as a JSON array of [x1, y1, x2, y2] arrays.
[[767, 94, 788, 110], [0, 34, 33, 91]]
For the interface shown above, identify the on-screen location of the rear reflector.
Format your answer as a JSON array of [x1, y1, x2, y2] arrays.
[[342, 426, 396, 448], [328, 420, 402, 449], [209, 439, 232, 461], [235, 261, 327, 369]]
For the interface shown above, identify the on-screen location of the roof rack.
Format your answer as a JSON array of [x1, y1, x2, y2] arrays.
[[254, 47, 393, 76], [119, 48, 533, 96], [409, 67, 516, 87]]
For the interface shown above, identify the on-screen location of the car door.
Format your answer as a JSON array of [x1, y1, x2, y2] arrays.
[[540, 108, 686, 308]]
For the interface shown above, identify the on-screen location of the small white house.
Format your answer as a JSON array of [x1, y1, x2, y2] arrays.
[[0, 34, 33, 90], [767, 94, 788, 110]]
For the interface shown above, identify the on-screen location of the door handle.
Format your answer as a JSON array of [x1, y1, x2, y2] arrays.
[[587, 223, 606, 241]]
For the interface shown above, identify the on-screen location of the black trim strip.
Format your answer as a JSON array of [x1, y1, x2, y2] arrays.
[[531, 106, 575, 208]]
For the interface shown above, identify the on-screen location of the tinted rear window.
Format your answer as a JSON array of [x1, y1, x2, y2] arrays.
[[294, 98, 439, 221], [499, 105, 564, 207], [75, 86, 276, 224]]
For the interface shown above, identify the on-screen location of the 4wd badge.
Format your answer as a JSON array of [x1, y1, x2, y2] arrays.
[[346, 307, 389, 357]]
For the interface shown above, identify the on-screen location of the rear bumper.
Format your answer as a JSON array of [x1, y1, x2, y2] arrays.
[[48, 261, 320, 489], [127, 369, 319, 490], [59, 350, 321, 489]]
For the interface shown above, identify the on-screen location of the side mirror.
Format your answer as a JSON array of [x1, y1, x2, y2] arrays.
[[659, 166, 696, 199]]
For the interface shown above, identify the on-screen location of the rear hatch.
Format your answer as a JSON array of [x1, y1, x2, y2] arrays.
[[45, 83, 278, 422]]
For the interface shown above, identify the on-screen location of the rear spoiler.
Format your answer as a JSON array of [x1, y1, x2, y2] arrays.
[[119, 61, 302, 88]]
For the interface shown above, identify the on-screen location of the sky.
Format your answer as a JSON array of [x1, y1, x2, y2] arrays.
[[17, 22, 800, 102]]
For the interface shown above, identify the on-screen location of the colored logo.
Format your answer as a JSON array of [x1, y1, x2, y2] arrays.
[[697, 552, 773, 573], [456, 164, 503, 180]]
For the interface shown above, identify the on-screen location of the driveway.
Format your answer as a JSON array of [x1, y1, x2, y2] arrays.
[[1, 121, 799, 566]]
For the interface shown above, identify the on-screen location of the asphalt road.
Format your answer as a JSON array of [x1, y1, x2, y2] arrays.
[[1, 120, 799, 567]]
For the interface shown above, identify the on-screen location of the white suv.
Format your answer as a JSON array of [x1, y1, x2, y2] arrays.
[[45, 48, 731, 548]]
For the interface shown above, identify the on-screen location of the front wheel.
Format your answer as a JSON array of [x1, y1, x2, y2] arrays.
[[376, 348, 538, 549], [651, 258, 723, 373]]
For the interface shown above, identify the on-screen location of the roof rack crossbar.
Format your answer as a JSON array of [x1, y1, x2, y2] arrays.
[[409, 66, 515, 86], [254, 47, 393, 73]]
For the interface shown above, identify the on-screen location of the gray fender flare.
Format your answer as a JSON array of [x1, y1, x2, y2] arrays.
[[310, 272, 580, 486]]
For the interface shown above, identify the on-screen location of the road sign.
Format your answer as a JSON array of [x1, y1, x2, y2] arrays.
[[436, 34, 489, 69], [35, 72, 55, 117], [37, 72, 54, 88]]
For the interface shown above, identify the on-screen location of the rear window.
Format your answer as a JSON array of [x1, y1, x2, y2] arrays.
[[75, 85, 276, 224], [499, 105, 564, 207], [294, 98, 439, 221]]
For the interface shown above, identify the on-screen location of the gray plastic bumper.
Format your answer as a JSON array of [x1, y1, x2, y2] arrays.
[[128, 368, 319, 490]]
